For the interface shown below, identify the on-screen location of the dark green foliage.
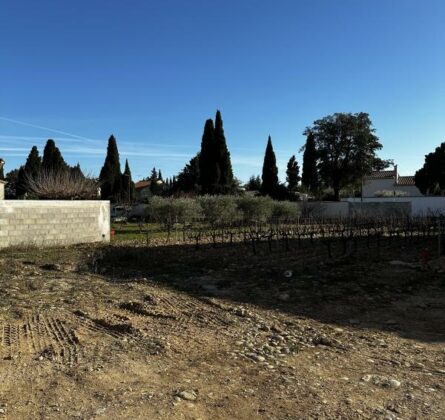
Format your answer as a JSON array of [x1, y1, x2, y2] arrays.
[[271, 200, 300, 222], [99, 135, 122, 201], [286, 155, 300, 192], [301, 132, 319, 193], [236, 195, 274, 222], [245, 175, 262, 191], [149, 167, 163, 195], [306, 113, 382, 201], [122, 159, 135, 202], [414, 142, 445, 195], [158, 169, 163, 181], [198, 195, 239, 226], [372, 157, 394, 171], [175, 154, 201, 194], [0, 164, 4, 180], [42, 139, 68, 173], [70, 163, 85, 179], [213, 110, 234, 194], [17, 146, 43, 196], [5, 169, 20, 198], [199, 119, 219, 194], [261, 136, 279, 197]]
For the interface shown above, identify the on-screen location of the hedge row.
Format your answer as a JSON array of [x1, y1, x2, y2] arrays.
[[145, 195, 300, 227]]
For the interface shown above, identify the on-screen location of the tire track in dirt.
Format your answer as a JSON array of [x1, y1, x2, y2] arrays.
[[65, 309, 164, 355], [0, 315, 80, 366]]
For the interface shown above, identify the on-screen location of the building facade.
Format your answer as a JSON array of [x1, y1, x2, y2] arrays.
[[362, 166, 422, 198]]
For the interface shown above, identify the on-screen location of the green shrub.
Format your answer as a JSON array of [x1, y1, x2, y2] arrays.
[[146, 197, 201, 229], [236, 195, 274, 222], [198, 195, 239, 226], [271, 201, 300, 222]]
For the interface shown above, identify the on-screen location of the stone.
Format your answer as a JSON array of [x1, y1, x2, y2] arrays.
[[177, 390, 197, 401], [361, 375, 401, 388]]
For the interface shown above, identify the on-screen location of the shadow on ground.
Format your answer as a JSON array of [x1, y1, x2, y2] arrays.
[[93, 237, 445, 343]]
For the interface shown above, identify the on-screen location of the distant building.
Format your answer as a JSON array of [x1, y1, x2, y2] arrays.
[[362, 165, 422, 197], [134, 180, 152, 201]]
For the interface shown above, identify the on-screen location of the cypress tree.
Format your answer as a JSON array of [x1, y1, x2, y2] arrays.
[[261, 136, 279, 196], [25, 146, 42, 178], [70, 163, 84, 179], [122, 159, 135, 202], [0, 164, 4, 180], [99, 135, 122, 201], [214, 110, 234, 194], [286, 155, 300, 192], [158, 169, 163, 181], [17, 146, 42, 195], [16, 166, 27, 197], [199, 119, 218, 194], [42, 139, 68, 173], [176, 153, 201, 193], [301, 132, 319, 193]]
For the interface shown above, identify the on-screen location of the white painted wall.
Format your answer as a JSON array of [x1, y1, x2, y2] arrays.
[[362, 178, 422, 197], [346, 197, 445, 216], [362, 178, 394, 197]]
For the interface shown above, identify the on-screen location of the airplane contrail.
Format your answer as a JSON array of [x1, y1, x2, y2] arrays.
[[0, 116, 99, 142]]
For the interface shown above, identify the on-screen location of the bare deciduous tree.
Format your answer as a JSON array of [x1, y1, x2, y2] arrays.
[[25, 170, 98, 200]]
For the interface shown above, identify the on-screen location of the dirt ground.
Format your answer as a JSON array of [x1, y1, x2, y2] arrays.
[[0, 238, 444, 419]]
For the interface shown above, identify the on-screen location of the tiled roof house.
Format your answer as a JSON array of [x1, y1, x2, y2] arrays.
[[362, 166, 422, 197]]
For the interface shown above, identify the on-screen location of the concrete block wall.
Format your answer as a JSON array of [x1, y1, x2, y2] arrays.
[[0, 201, 110, 249]]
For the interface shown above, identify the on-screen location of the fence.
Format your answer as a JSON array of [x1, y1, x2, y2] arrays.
[[129, 215, 444, 259], [0, 200, 110, 249]]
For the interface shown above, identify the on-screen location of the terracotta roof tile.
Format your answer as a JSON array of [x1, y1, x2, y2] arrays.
[[396, 176, 416, 186], [134, 180, 151, 189], [366, 170, 395, 180]]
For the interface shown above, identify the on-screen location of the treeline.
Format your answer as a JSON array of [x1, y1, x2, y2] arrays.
[[4, 140, 96, 199], [415, 142, 445, 196], [8, 109, 434, 202]]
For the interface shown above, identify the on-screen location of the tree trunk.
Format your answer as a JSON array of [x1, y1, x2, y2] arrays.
[[333, 187, 340, 201]]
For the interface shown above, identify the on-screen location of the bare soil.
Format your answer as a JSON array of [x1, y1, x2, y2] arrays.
[[0, 239, 444, 419]]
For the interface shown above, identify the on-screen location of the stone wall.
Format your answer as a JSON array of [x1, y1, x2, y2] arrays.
[[0, 201, 110, 249]]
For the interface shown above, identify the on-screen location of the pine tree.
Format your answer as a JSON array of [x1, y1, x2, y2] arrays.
[[286, 155, 300, 192], [261, 136, 279, 196], [301, 132, 319, 193], [199, 119, 218, 194], [99, 135, 122, 201], [121, 159, 135, 202], [42, 139, 68, 173], [214, 110, 234, 194]]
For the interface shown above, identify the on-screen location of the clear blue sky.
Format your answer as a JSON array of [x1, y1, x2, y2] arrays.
[[1, 0, 444, 182]]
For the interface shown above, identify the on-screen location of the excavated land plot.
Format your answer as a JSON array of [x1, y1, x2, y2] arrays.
[[0, 238, 444, 419]]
